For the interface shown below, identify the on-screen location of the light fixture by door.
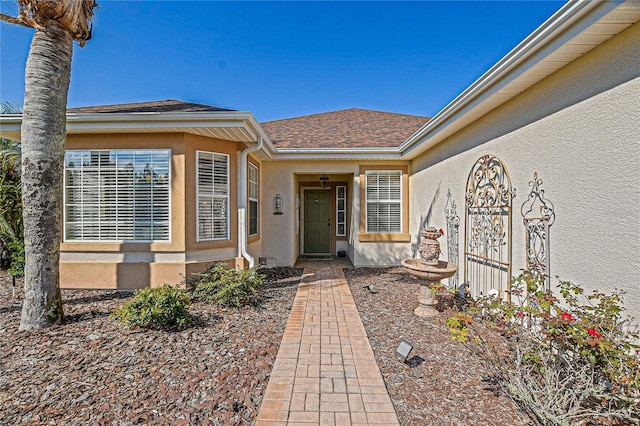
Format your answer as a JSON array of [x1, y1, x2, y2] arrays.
[[319, 174, 329, 188], [273, 194, 283, 215]]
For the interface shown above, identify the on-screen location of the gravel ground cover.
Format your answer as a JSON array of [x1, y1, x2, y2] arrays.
[[344, 266, 531, 426], [0, 268, 301, 425], [2, 264, 534, 426]]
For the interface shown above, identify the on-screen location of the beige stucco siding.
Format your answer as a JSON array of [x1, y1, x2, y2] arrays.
[[261, 160, 413, 267], [409, 22, 640, 313], [60, 132, 247, 289]]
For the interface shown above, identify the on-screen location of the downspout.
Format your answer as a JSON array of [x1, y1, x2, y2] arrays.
[[238, 135, 263, 268]]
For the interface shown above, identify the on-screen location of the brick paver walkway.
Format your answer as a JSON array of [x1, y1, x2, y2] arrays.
[[255, 266, 399, 425]]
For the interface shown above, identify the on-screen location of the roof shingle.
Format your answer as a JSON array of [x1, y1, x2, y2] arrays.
[[261, 108, 428, 149], [67, 99, 234, 114]]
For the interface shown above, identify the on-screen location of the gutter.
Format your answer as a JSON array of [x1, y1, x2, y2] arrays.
[[397, 0, 617, 159], [238, 135, 264, 268]]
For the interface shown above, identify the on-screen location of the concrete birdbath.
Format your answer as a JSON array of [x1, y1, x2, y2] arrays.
[[401, 227, 458, 317]]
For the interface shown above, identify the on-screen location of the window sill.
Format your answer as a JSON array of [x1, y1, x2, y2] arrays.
[[358, 232, 411, 242]]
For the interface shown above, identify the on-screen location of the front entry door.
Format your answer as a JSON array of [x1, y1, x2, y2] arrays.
[[304, 190, 331, 254]]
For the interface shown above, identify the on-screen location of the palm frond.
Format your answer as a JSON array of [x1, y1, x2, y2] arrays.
[[0, 214, 16, 241], [16, 0, 98, 46]]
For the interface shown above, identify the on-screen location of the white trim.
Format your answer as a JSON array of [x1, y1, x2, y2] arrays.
[[398, 0, 630, 159], [248, 162, 259, 237], [196, 150, 230, 242], [336, 186, 346, 237], [364, 170, 403, 234]]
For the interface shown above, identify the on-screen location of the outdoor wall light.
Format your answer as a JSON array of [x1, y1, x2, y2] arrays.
[[319, 174, 329, 188], [273, 194, 283, 215], [395, 340, 413, 362]]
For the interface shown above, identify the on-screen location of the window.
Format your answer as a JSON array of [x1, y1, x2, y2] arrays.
[[64, 149, 170, 241], [248, 162, 259, 236], [365, 170, 402, 233], [197, 151, 229, 241], [336, 186, 346, 236]]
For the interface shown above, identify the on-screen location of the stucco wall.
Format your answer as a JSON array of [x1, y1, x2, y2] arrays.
[[409, 23, 640, 314], [60, 132, 248, 289], [261, 160, 414, 267]]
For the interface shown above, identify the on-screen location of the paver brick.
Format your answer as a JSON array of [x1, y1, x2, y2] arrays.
[[256, 266, 399, 425]]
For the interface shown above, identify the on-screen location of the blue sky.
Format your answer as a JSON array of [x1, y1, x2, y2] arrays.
[[1, 1, 564, 122]]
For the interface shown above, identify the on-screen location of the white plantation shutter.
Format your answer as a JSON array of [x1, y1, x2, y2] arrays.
[[197, 151, 229, 240], [365, 170, 402, 232], [64, 149, 171, 241], [248, 162, 259, 236]]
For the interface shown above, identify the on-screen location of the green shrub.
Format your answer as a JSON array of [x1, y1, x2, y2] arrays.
[[7, 239, 24, 277], [110, 285, 191, 330], [189, 262, 264, 307], [447, 272, 640, 425]]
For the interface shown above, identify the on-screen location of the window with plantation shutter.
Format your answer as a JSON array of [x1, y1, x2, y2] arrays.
[[365, 170, 402, 233], [64, 149, 171, 241], [248, 162, 259, 236], [197, 151, 229, 241]]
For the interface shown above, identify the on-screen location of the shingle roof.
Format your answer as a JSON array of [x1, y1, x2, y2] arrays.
[[67, 99, 234, 114], [261, 108, 429, 149]]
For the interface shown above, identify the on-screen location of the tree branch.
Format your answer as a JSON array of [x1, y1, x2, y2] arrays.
[[0, 12, 32, 28]]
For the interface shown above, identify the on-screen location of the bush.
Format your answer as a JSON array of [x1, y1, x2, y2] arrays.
[[189, 262, 264, 307], [110, 285, 191, 330], [447, 272, 640, 425], [6, 239, 24, 277]]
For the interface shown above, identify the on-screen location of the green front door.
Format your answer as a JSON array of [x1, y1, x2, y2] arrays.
[[304, 190, 331, 254]]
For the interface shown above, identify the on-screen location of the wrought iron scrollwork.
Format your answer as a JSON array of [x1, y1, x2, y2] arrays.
[[521, 172, 555, 290], [445, 190, 460, 290], [465, 155, 515, 299]]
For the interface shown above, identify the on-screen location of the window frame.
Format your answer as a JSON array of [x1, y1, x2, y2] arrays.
[[248, 161, 259, 237], [196, 150, 230, 242], [358, 165, 410, 242], [63, 148, 172, 243], [336, 185, 346, 237]]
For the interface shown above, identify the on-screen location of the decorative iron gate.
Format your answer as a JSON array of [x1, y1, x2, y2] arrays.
[[521, 172, 555, 290], [444, 189, 460, 291], [464, 155, 515, 298]]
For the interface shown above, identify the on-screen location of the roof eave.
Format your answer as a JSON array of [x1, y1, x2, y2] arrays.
[[0, 111, 276, 150], [270, 147, 403, 161], [399, 0, 635, 159]]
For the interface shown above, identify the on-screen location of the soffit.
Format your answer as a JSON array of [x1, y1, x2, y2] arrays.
[[0, 113, 261, 144], [400, 1, 640, 159]]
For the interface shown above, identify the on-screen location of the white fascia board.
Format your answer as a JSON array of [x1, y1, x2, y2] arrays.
[[398, 0, 621, 159], [1, 110, 271, 145], [0, 115, 22, 141], [270, 147, 402, 161]]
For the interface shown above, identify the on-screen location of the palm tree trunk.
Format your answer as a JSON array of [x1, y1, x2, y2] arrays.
[[19, 22, 73, 330]]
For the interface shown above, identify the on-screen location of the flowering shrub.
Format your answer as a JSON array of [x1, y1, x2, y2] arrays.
[[446, 272, 640, 425]]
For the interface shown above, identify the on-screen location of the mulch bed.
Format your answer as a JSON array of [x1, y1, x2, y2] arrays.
[[0, 268, 301, 425], [344, 266, 531, 426], [1, 265, 532, 425]]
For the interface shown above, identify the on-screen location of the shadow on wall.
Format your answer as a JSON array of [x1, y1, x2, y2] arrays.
[[357, 242, 415, 268], [411, 181, 442, 259], [118, 244, 151, 290]]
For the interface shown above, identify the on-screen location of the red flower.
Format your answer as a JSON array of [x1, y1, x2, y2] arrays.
[[560, 312, 575, 322], [439, 228, 444, 235], [515, 311, 525, 319], [587, 328, 602, 338]]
